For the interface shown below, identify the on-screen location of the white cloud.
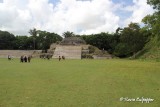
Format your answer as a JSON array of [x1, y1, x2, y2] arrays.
[[123, 0, 154, 26], [47, 0, 120, 34], [0, 0, 154, 36]]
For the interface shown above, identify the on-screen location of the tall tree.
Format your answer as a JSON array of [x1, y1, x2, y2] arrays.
[[29, 28, 38, 50], [142, 13, 160, 36], [146, 0, 160, 35], [114, 23, 147, 57], [29, 28, 38, 37], [36, 30, 62, 50], [63, 31, 74, 38], [82, 32, 118, 53], [0, 30, 16, 49]]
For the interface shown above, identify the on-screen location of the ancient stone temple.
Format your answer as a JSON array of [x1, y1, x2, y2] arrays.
[[52, 37, 86, 59], [51, 36, 112, 59]]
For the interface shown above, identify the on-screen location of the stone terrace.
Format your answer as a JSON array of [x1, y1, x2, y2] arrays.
[[0, 50, 41, 58], [52, 45, 82, 59]]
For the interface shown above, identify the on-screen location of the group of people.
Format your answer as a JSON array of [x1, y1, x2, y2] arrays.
[[8, 55, 65, 62], [59, 56, 65, 61], [40, 54, 52, 60], [20, 55, 31, 63]]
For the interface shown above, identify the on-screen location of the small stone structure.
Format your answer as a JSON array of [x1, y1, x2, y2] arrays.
[[60, 37, 86, 45], [93, 55, 112, 59]]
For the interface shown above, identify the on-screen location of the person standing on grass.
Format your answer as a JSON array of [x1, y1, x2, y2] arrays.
[[28, 56, 31, 63], [8, 55, 11, 60], [24, 56, 27, 62], [20, 56, 24, 62], [62, 56, 65, 60], [59, 56, 61, 61]]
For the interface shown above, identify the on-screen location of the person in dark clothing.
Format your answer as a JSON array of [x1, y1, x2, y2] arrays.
[[20, 56, 24, 62], [62, 56, 65, 60], [28, 56, 31, 63], [24, 56, 27, 62], [59, 56, 61, 61]]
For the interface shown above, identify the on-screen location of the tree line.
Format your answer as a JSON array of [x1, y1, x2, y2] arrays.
[[0, 29, 62, 50], [81, 22, 150, 58]]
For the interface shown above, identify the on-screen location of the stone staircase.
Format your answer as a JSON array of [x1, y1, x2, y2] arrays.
[[52, 45, 82, 59]]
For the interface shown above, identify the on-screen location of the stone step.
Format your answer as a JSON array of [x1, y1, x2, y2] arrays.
[[52, 45, 82, 59]]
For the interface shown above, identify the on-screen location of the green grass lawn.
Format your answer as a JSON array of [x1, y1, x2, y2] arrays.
[[0, 58, 160, 107]]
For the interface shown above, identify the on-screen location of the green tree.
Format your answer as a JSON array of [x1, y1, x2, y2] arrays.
[[114, 23, 147, 57], [142, 13, 160, 37], [114, 43, 131, 57], [0, 30, 16, 49], [144, 0, 160, 37], [13, 36, 33, 50], [29, 28, 38, 37], [36, 30, 62, 50], [82, 32, 119, 54], [29, 28, 38, 50], [63, 31, 75, 38], [147, 0, 160, 10]]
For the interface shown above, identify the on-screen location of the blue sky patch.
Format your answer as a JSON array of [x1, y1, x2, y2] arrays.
[[0, 0, 3, 3], [112, 0, 134, 5], [49, 0, 60, 5], [49, 0, 134, 5]]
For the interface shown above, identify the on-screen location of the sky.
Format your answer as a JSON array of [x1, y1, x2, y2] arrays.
[[0, 0, 154, 36]]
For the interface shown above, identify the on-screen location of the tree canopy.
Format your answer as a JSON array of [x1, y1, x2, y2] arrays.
[[0, 30, 62, 50], [63, 31, 75, 38], [147, 0, 160, 10]]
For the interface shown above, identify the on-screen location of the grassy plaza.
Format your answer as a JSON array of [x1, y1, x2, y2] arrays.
[[0, 58, 159, 107]]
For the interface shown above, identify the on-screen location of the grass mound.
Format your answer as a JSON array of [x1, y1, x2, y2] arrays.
[[135, 35, 160, 60]]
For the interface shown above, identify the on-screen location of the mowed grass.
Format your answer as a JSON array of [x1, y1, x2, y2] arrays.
[[0, 58, 160, 107]]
